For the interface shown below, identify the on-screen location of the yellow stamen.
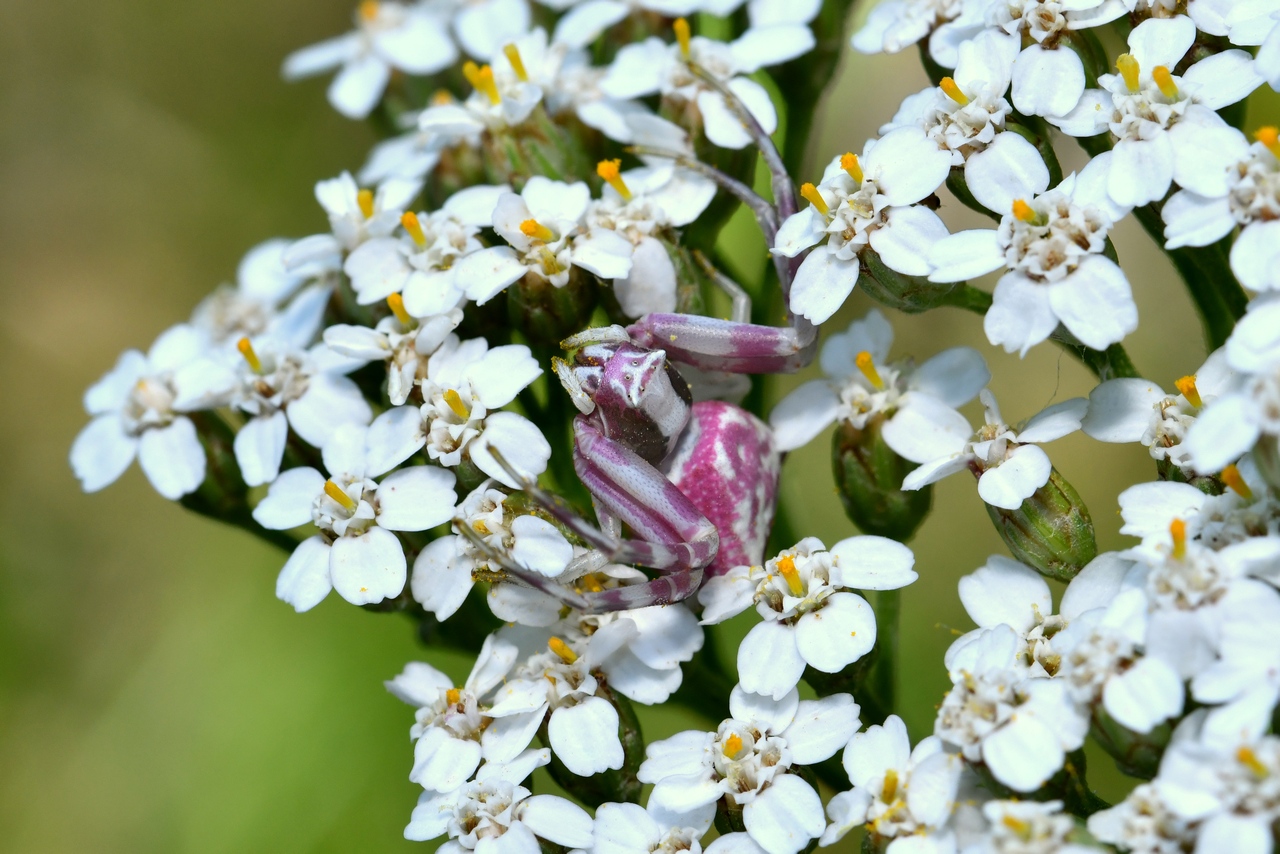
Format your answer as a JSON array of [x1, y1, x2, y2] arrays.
[[502, 43, 528, 82], [430, 89, 454, 107], [722, 733, 744, 758], [800, 182, 829, 217], [674, 17, 691, 59], [1238, 746, 1269, 778], [1001, 815, 1032, 839], [356, 188, 375, 219], [1117, 54, 1140, 93], [473, 519, 490, 535], [579, 574, 604, 593], [1012, 198, 1037, 224], [359, 0, 379, 22], [840, 152, 863, 184], [401, 211, 428, 247], [1174, 375, 1202, 408], [940, 76, 969, 106], [882, 768, 899, 803], [520, 218, 556, 243], [442, 388, 471, 420], [324, 479, 358, 513], [462, 61, 500, 105], [1221, 464, 1253, 500], [1152, 65, 1178, 99], [1255, 126, 1280, 160], [776, 554, 804, 597], [387, 292, 412, 325], [538, 247, 565, 276], [1170, 518, 1187, 560], [548, 637, 578, 664], [446, 687, 462, 706], [597, 159, 632, 201], [237, 337, 263, 373], [855, 351, 885, 391]]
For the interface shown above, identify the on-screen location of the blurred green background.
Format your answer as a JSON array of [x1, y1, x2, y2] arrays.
[[2, 1, 1277, 851]]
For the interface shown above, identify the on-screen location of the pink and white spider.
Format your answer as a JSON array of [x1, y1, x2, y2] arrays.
[[461, 73, 820, 613]]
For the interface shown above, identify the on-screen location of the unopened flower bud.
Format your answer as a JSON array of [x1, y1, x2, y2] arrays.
[[507, 268, 599, 348], [1090, 706, 1170, 780], [860, 247, 966, 314], [542, 682, 643, 807], [984, 467, 1097, 583], [832, 417, 932, 541]]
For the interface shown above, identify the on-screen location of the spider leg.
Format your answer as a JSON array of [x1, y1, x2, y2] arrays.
[[629, 313, 817, 374], [693, 250, 751, 324], [456, 524, 591, 611]]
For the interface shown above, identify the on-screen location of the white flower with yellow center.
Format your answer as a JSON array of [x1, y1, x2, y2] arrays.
[[252, 424, 458, 612], [286, 172, 423, 276], [851, 0, 980, 67], [1154, 736, 1280, 852], [769, 308, 989, 452], [699, 535, 916, 700], [1050, 16, 1262, 208], [282, 0, 458, 119], [968, 800, 1103, 854], [772, 129, 953, 325], [592, 801, 713, 854], [821, 714, 962, 850], [640, 685, 860, 854], [1088, 782, 1197, 854]]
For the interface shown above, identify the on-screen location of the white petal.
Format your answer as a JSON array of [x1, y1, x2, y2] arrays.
[[482, 707, 546, 763], [282, 33, 358, 79], [1011, 45, 1084, 117], [1017, 397, 1086, 444], [1103, 656, 1184, 733], [730, 684, 800, 734], [1167, 107, 1249, 198], [1227, 299, 1280, 370], [981, 715, 1064, 792], [456, 246, 528, 305], [742, 774, 824, 854], [376, 466, 458, 531], [593, 802, 660, 854], [573, 228, 634, 280], [1184, 49, 1263, 110], [1108, 136, 1174, 208], [410, 728, 482, 791], [1162, 190, 1235, 250], [276, 536, 332, 612], [737, 621, 806, 700], [978, 444, 1051, 510], [901, 452, 971, 491], [829, 536, 917, 590], [954, 29, 1018, 94], [958, 555, 1051, 632], [548, 698, 624, 776], [510, 515, 573, 577], [411, 537, 473, 619], [926, 229, 1003, 283], [70, 416, 137, 493], [964, 132, 1050, 215], [772, 207, 826, 258], [471, 412, 552, 488], [730, 24, 815, 72], [1230, 220, 1280, 292], [375, 13, 456, 74], [768, 381, 840, 452], [842, 715, 910, 787], [910, 347, 989, 408], [520, 795, 596, 849], [984, 272, 1058, 356], [783, 694, 861, 765], [869, 206, 949, 277], [1081, 378, 1166, 443], [234, 409, 289, 488], [1046, 88, 1112, 137], [138, 417, 206, 499], [1183, 393, 1262, 472], [865, 127, 952, 206], [613, 235, 677, 317], [324, 323, 390, 361], [253, 466, 325, 529], [365, 405, 426, 478], [795, 593, 876, 673], [553, 0, 629, 48], [327, 54, 391, 120], [470, 345, 543, 408], [880, 393, 972, 463], [1128, 15, 1196, 72], [788, 248, 858, 325], [287, 374, 372, 448], [330, 526, 407, 605]]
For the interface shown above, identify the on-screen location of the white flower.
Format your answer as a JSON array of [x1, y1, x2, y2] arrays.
[[898, 389, 1086, 510], [1182, 299, 1280, 472], [1162, 129, 1280, 293], [1088, 782, 1197, 854], [365, 334, 549, 485], [71, 324, 236, 500], [593, 801, 713, 854], [341, 183, 505, 309], [851, 0, 980, 67], [1154, 737, 1280, 852], [282, 1, 458, 119], [1049, 16, 1262, 208], [227, 338, 373, 486], [404, 748, 595, 850], [587, 160, 716, 317], [252, 424, 458, 611], [822, 714, 962, 849], [772, 129, 952, 325], [1081, 349, 1236, 473], [286, 172, 423, 275], [640, 685, 860, 854], [698, 536, 916, 700], [190, 239, 330, 351], [324, 307, 463, 407], [453, 177, 633, 305], [929, 155, 1136, 355], [934, 625, 1089, 792], [600, 14, 814, 150], [769, 308, 989, 452], [965, 800, 1104, 854], [387, 634, 543, 794]]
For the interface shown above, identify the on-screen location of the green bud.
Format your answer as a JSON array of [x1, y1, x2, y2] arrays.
[[859, 247, 967, 314], [984, 467, 1097, 583], [507, 268, 598, 348], [1155, 456, 1224, 496], [1090, 705, 1170, 780], [541, 682, 644, 807], [832, 417, 932, 541], [481, 106, 596, 189]]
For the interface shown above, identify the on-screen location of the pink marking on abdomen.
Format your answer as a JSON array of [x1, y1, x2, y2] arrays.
[[662, 401, 780, 576]]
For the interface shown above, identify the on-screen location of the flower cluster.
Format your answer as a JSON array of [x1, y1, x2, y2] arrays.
[[72, 0, 1280, 851]]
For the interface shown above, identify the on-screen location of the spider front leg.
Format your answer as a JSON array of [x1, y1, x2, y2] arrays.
[[628, 312, 817, 375]]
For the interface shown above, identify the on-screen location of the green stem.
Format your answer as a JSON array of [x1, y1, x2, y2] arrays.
[[862, 589, 899, 726]]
